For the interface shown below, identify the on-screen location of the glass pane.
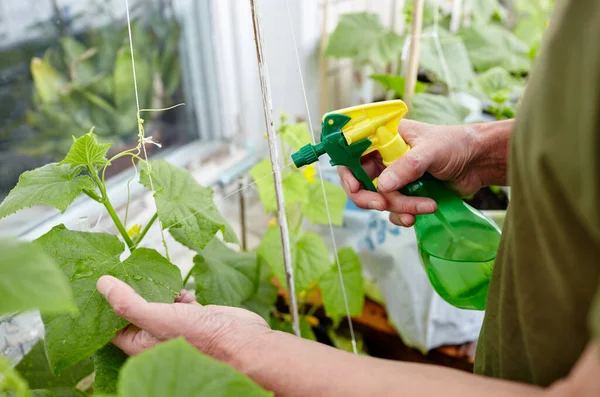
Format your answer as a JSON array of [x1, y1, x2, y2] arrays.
[[0, 0, 196, 203]]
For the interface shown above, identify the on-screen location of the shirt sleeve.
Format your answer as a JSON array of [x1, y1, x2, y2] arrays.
[[589, 286, 600, 341]]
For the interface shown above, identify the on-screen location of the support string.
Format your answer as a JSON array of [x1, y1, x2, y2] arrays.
[[284, 0, 358, 355], [124, 0, 170, 259]]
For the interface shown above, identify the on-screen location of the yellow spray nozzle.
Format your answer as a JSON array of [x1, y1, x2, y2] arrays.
[[324, 100, 410, 165]]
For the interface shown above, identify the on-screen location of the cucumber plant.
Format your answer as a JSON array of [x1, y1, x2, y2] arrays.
[[250, 115, 366, 347], [0, 131, 275, 395]]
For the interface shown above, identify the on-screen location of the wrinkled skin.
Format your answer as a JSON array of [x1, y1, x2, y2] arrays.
[[337, 119, 485, 227]]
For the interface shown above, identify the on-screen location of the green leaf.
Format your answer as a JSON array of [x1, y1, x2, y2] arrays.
[[30, 57, 68, 104], [258, 227, 330, 293], [302, 181, 347, 226], [470, 0, 505, 23], [0, 239, 75, 315], [139, 160, 238, 250], [0, 164, 96, 219], [113, 47, 151, 116], [0, 356, 31, 397], [460, 23, 531, 73], [15, 341, 93, 396], [117, 338, 273, 397], [319, 248, 364, 324], [60, 36, 96, 87], [475, 67, 523, 98], [409, 93, 470, 125], [58, 130, 112, 169], [241, 256, 278, 321], [93, 344, 128, 395], [327, 328, 367, 355], [278, 122, 312, 152], [249, 159, 309, 213], [191, 239, 256, 307], [35, 225, 182, 374], [31, 391, 57, 397], [325, 12, 404, 66], [370, 75, 426, 98], [420, 26, 475, 89], [270, 316, 316, 341]]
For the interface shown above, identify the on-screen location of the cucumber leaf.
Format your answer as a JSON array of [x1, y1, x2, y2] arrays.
[[93, 343, 128, 395], [325, 12, 404, 66], [258, 227, 330, 293], [58, 130, 112, 170], [191, 239, 256, 307], [249, 159, 309, 213], [319, 248, 365, 324], [139, 160, 238, 250], [0, 164, 95, 219], [35, 225, 181, 374], [0, 239, 75, 315], [301, 181, 347, 226], [409, 93, 470, 125], [15, 340, 92, 396], [117, 338, 273, 397]]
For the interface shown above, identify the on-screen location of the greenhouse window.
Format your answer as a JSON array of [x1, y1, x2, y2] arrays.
[[0, 0, 244, 238]]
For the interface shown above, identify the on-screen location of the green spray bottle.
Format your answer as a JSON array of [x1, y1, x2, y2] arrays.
[[291, 100, 501, 310]]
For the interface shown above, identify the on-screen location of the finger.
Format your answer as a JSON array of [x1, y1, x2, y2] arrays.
[[341, 182, 387, 211], [337, 159, 384, 194], [338, 166, 360, 193], [398, 119, 426, 145], [389, 213, 416, 227], [97, 275, 197, 339], [112, 325, 161, 356], [377, 146, 434, 193], [176, 289, 199, 304], [382, 191, 437, 215]]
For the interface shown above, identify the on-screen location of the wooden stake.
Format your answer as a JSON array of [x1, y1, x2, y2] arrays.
[[249, 0, 301, 338], [403, 0, 425, 112]]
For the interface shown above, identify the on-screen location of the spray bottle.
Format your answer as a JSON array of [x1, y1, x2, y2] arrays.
[[291, 100, 501, 310]]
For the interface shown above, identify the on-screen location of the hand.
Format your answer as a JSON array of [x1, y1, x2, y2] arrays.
[[338, 119, 485, 227], [96, 275, 270, 366]]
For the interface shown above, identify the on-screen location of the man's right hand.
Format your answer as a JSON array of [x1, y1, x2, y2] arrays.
[[338, 119, 512, 227]]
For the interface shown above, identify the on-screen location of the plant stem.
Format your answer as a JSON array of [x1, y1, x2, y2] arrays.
[[134, 212, 158, 247], [104, 198, 135, 251], [88, 166, 135, 251], [83, 189, 103, 203], [182, 269, 193, 286]]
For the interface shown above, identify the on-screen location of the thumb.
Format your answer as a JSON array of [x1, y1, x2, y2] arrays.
[[97, 275, 193, 339], [376, 146, 434, 193]]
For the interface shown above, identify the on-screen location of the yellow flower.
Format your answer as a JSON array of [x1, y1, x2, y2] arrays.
[[268, 218, 277, 227], [127, 224, 142, 239], [305, 315, 319, 327], [302, 164, 317, 184]]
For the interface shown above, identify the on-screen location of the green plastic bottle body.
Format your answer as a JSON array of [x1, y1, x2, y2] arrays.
[[401, 174, 502, 310]]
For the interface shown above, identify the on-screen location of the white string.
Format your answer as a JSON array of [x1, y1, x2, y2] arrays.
[[124, 0, 141, 113], [123, 0, 170, 258], [284, 0, 358, 354]]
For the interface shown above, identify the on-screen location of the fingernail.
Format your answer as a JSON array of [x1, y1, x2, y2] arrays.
[[368, 200, 383, 211], [97, 276, 113, 298], [401, 214, 414, 225], [378, 171, 399, 191], [417, 202, 435, 214]]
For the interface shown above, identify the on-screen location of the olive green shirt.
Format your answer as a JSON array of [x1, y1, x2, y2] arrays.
[[474, 0, 600, 386]]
